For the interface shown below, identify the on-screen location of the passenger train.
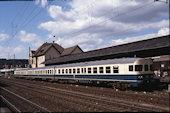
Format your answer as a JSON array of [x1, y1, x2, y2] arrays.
[[14, 58, 154, 89]]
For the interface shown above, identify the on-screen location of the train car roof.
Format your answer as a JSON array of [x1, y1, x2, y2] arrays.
[[16, 57, 144, 71]]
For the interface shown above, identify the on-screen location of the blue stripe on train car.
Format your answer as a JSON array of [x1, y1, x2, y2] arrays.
[[23, 74, 137, 79], [23, 74, 139, 86], [75, 75, 139, 87], [75, 75, 137, 80]]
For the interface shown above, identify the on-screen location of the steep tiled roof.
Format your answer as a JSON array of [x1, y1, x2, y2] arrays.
[[34, 43, 64, 57], [61, 45, 83, 56], [44, 35, 170, 65]]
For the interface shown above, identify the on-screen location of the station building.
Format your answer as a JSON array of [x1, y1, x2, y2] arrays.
[[29, 42, 83, 68]]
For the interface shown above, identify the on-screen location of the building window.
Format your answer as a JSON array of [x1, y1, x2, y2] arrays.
[[113, 66, 119, 73], [99, 67, 104, 73], [93, 67, 97, 73], [150, 65, 153, 71], [88, 68, 91, 73], [106, 66, 111, 73], [129, 65, 133, 71], [144, 65, 148, 71], [135, 65, 143, 71]]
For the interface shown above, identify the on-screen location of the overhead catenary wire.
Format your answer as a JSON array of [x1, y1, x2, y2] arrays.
[[3, 1, 30, 38], [2, 0, 54, 47], [1, 0, 168, 59], [60, 0, 156, 38], [1, 0, 54, 59], [2, 0, 97, 47], [2, 1, 39, 46], [11, 1, 31, 35]]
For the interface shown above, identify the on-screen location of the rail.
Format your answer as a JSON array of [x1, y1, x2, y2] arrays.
[[0, 95, 21, 113], [0, 87, 51, 113]]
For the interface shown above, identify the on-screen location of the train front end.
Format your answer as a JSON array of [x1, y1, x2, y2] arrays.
[[133, 58, 154, 88]]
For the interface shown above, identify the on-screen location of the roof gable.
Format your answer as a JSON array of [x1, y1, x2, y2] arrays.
[[33, 43, 64, 57], [61, 45, 83, 56]]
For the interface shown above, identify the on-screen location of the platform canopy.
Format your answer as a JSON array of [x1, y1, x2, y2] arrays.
[[44, 35, 170, 66]]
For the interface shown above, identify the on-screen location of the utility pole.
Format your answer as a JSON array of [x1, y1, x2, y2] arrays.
[[29, 47, 31, 68]]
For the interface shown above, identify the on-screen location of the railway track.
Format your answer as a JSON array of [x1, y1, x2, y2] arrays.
[[0, 78, 169, 112], [11, 77, 170, 107], [0, 87, 51, 113]]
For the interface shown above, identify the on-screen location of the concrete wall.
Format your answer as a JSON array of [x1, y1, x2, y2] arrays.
[[45, 46, 61, 60], [37, 56, 45, 67], [32, 57, 36, 68]]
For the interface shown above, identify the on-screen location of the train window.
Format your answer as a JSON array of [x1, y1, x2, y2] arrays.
[[84, 68, 86, 73], [69, 69, 72, 74], [106, 66, 111, 73], [113, 66, 119, 73], [144, 65, 148, 71], [135, 65, 143, 71], [65, 69, 68, 74], [73, 69, 76, 73], [88, 68, 91, 73], [81, 68, 84, 73], [58, 69, 61, 74], [150, 65, 153, 71], [93, 67, 97, 73], [48, 70, 50, 74], [99, 67, 104, 73], [129, 65, 133, 71], [77, 68, 80, 73], [62, 69, 64, 74], [50, 70, 52, 74]]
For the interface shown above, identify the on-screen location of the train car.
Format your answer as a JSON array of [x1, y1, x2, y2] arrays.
[[14, 58, 154, 89]]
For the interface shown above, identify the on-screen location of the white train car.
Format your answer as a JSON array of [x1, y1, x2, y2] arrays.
[[14, 58, 154, 88]]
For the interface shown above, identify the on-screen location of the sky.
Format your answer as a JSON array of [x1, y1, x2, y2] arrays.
[[0, 0, 169, 59]]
